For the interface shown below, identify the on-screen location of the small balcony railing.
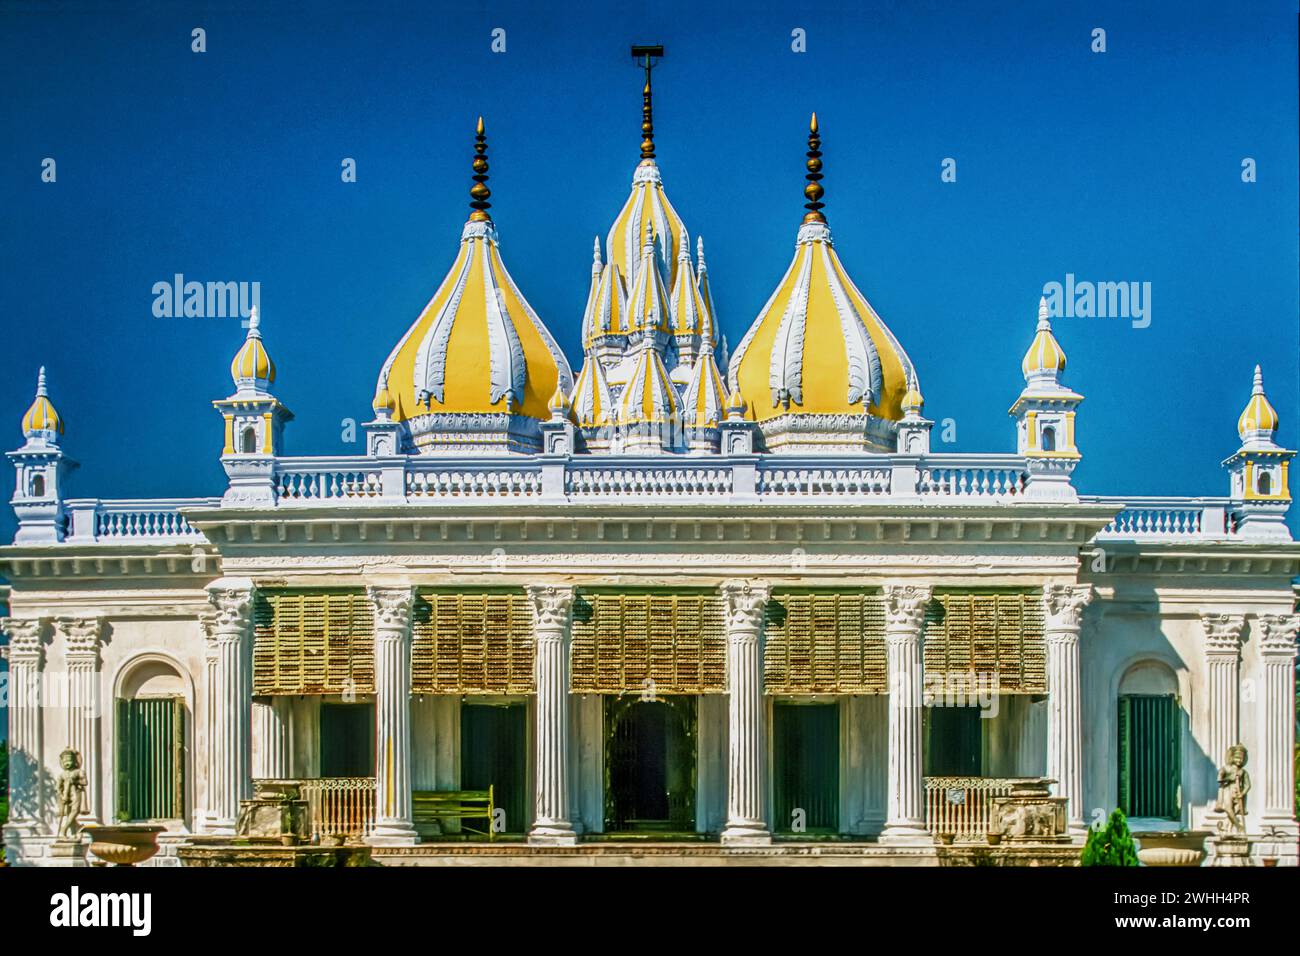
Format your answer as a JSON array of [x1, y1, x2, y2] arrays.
[[295, 776, 375, 842], [924, 776, 1019, 841]]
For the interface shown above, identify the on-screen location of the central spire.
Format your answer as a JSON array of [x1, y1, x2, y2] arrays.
[[632, 44, 664, 163], [803, 113, 825, 224], [469, 116, 491, 222]]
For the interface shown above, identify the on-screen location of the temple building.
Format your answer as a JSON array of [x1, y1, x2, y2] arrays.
[[2, 61, 1298, 867]]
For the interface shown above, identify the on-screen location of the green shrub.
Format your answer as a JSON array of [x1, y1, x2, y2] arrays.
[[1081, 808, 1139, 866]]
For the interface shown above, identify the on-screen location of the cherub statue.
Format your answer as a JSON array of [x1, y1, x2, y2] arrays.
[[1215, 744, 1250, 836], [55, 747, 88, 840]]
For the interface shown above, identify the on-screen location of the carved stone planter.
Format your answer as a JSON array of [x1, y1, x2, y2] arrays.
[[236, 779, 310, 844], [1134, 831, 1208, 867], [83, 825, 166, 866]]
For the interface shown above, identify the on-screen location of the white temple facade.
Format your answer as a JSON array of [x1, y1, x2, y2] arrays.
[[2, 74, 1297, 867]]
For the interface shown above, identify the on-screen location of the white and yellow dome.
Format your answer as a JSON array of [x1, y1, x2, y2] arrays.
[[570, 354, 616, 430], [618, 343, 680, 428], [230, 307, 275, 388], [729, 116, 916, 445], [682, 350, 727, 431], [1022, 296, 1066, 381], [606, 77, 687, 293], [626, 235, 673, 338], [671, 233, 712, 345], [1238, 365, 1280, 443], [695, 236, 718, 351], [21, 366, 63, 439], [583, 261, 630, 349], [375, 118, 571, 437]]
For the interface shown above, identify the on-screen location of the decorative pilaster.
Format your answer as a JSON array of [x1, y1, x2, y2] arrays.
[[1042, 584, 1093, 836], [881, 583, 932, 844], [1, 617, 49, 829], [527, 584, 577, 845], [1256, 614, 1299, 834], [1200, 611, 1246, 786], [366, 585, 417, 845], [56, 616, 106, 824], [721, 580, 771, 846], [205, 579, 257, 836]]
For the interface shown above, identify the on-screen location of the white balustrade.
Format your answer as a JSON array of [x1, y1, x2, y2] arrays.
[[566, 463, 733, 498], [276, 467, 382, 501], [65, 498, 216, 543], [1081, 496, 1230, 541], [917, 463, 1027, 499], [924, 776, 1018, 840], [757, 463, 891, 496], [407, 467, 541, 498]]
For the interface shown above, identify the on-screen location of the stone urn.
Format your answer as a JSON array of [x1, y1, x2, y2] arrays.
[[83, 824, 167, 866], [1134, 831, 1208, 867]]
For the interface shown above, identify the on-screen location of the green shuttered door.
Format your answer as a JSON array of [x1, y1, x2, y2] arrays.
[[116, 697, 185, 821], [773, 702, 839, 833], [1118, 694, 1180, 819]]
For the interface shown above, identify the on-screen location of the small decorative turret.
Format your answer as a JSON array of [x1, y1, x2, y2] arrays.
[[896, 368, 933, 455], [1009, 296, 1082, 501], [9, 366, 77, 542], [229, 306, 276, 395], [1224, 365, 1293, 540]]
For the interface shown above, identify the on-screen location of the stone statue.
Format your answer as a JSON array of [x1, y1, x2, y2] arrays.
[[1215, 744, 1250, 836], [55, 747, 87, 840]]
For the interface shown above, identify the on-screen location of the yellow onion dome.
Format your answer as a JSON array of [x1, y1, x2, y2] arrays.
[[548, 382, 572, 418], [569, 354, 615, 429], [670, 234, 710, 341], [682, 350, 727, 430], [1021, 296, 1066, 381], [230, 306, 276, 388], [695, 236, 718, 351], [606, 75, 687, 292], [1238, 365, 1279, 441], [21, 366, 63, 438], [626, 234, 673, 337], [901, 368, 924, 416], [725, 385, 747, 419], [375, 118, 572, 426], [583, 262, 630, 350], [730, 115, 916, 426], [618, 343, 680, 427]]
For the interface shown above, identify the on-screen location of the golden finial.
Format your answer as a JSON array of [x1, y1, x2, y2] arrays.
[[640, 76, 655, 161], [469, 115, 492, 222], [803, 112, 825, 224]]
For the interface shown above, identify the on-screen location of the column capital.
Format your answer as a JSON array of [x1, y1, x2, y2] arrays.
[[55, 615, 106, 660], [721, 580, 770, 633], [1043, 584, 1094, 633], [206, 577, 258, 634], [883, 583, 932, 631], [0, 616, 49, 663], [1200, 612, 1247, 655], [366, 584, 416, 633], [526, 584, 576, 632], [1257, 614, 1300, 658], [199, 609, 221, 660]]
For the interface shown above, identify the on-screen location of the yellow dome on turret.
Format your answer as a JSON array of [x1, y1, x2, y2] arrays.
[[1238, 365, 1279, 439], [1022, 297, 1066, 378], [230, 307, 275, 386], [21, 367, 62, 437], [375, 118, 571, 434], [729, 116, 916, 443]]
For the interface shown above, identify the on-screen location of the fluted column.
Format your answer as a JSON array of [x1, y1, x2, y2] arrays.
[[57, 616, 106, 824], [1, 618, 49, 830], [1043, 584, 1092, 836], [252, 697, 292, 780], [1257, 614, 1299, 833], [882, 584, 932, 844], [198, 611, 220, 831], [205, 579, 256, 836], [367, 585, 418, 845], [721, 581, 771, 846], [1200, 612, 1246, 825], [527, 585, 577, 845]]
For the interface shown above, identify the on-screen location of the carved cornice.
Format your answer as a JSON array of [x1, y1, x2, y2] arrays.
[[55, 615, 106, 659], [526, 584, 575, 632], [883, 583, 933, 631], [1257, 614, 1300, 658], [1043, 584, 1094, 632], [1200, 612, 1247, 655], [721, 580, 770, 633], [366, 585, 416, 632]]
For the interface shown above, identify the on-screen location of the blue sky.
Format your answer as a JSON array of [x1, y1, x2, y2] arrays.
[[0, 0, 1296, 545]]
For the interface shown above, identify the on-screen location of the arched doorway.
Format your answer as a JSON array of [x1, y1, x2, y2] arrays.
[[604, 696, 696, 832], [115, 657, 189, 822], [1117, 660, 1181, 821]]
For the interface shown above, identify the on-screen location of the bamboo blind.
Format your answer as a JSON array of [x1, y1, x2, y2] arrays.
[[569, 592, 726, 694], [410, 591, 535, 694], [252, 592, 376, 695], [922, 591, 1046, 694], [764, 590, 888, 694]]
